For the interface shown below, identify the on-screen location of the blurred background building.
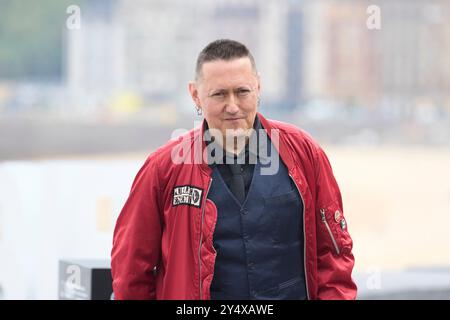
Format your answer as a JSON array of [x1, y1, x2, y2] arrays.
[[0, 0, 450, 299], [1, 0, 449, 157]]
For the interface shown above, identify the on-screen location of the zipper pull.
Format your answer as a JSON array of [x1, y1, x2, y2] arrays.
[[320, 208, 326, 221]]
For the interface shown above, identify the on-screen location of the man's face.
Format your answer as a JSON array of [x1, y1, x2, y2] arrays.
[[189, 57, 260, 143]]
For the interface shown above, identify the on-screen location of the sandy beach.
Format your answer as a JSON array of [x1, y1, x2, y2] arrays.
[[324, 146, 450, 273]]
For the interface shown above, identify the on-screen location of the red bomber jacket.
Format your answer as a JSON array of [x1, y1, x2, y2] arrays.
[[111, 112, 357, 300]]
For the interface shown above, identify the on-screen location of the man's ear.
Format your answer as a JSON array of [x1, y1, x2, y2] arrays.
[[188, 81, 201, 107]]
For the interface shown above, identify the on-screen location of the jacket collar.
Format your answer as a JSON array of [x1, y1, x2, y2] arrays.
[[257, 112, 296, 173]]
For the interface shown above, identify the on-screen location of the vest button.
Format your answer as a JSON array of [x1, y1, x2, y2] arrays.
[[240, 209, 249, 215]]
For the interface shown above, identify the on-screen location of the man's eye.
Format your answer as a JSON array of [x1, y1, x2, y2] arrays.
[[212, 92, 225, 97], [237, 89, 250, 96]]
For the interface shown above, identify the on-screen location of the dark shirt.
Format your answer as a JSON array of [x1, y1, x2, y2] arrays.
[[204, 115, 263, 201]]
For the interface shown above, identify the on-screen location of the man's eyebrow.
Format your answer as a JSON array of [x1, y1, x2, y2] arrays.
[[208, 89, 227, 95], [208, 86, 252, 95]]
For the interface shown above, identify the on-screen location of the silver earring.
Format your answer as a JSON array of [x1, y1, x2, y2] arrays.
[[196, 106, 203, 116]]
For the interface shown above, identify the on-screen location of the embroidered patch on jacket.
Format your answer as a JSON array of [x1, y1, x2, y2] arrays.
[[172, 185, 203, 208]]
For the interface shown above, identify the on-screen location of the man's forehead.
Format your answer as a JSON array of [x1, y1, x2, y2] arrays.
[[199, 58, 257, 89], [201, 58, 254, 78]]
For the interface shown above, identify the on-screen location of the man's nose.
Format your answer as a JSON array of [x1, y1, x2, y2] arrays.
[[224, 93, 239, 113]]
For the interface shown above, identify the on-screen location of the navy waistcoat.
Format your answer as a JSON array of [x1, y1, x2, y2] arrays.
[[208, 134, 307, 300]]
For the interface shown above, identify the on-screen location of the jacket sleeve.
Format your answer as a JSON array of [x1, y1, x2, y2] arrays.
[[314, 146, 357, 299], [111, 155, 162, 300]]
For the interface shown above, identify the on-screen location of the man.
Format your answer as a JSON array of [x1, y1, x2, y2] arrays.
[[111, 39, 357, 300]]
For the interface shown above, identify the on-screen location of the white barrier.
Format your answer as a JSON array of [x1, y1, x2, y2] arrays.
[[0, 159, 143, 299]]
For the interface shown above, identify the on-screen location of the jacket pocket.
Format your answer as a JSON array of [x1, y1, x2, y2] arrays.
[[318, 201, 351, 256], [320, 208, 341, 255]]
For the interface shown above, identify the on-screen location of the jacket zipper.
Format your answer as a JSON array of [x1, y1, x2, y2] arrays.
[[320, 208, 340, 255], [199, 178, 212, 300], [289, 174, 310, 300]]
